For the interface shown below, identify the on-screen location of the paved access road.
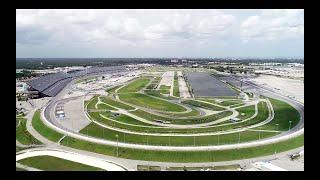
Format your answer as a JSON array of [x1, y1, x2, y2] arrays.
[[16, 148, 127, 171]]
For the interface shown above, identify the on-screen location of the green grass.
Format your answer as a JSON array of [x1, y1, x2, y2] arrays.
[[79, 122, 278, 146], [32, 110, 64, 142], [119, 93, 187, 112], [160, 107, 201, 117], [198, 99, 242, 107], [60, 134, 303, 163], [146, 77, 161, 89], [118, 78, 150, 93], [96, 103, 117, 110], [159, 85, 171, 94], [131, 109, 233, 125], [91, 111, 156, 127], [87, 110, 251, 134], [16, 146, 27, 152], [182, 100, 225, 111], [236, 105, 256, 120], [256, 98, 300, 131], [18, 155, 104, 171], [86, 96, 99, 110], [99, 96, 135, 110], [144, 90, 177, 100], [106, 85, 122, 93], [16, 167, 27, 171], [16, 117, 42, 145], [173, 72, 180, 97]]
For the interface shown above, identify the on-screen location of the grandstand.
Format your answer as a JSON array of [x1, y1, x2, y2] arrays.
[[27, 66, 127, 97]]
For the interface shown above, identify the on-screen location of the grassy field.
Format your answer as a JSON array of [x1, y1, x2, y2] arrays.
[[92, 111, 157, 127], [118, 78, 150, 93], [146, 77, 161, 89], [106, 85, 122, 93], [18, 155, 104, 171], [131, 109, 233, 125], [32, 110, 64, 142], [159, 85, 171, 94], [96, 103, 117, 110], [160, 107, 200, 117], [255, 98, 300, 131], [86, 96, 99, 110], [88, 109, 261, 134], [235, 105, 256, 120], [182, 100, 225, 111], [173, 72, 180, 97], [16, 117, 42, 145], [144, 90, 177, 100], [119, 93, 187, 112], [60, 134, 303, 163], [198, 98, 243, 107], [99, 96, 135, 110], [79, 122, 277, 146]]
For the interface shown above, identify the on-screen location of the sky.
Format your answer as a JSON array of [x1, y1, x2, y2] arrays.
[[16, 9, 304, 58]]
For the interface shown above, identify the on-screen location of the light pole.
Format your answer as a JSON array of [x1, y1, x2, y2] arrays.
[[276, 124, 279, 131], [115, 134, 119, 157], [238, 131, 241, 144], [218, 133, 220, 145], [289, 121, 292, 131]]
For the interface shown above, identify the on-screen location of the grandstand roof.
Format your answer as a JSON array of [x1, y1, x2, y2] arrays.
[[27, 66, 127, 97]]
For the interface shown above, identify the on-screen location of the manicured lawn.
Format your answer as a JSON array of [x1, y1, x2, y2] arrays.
[[90, 111, 156, 127], [146, 77, 161, 89], [256, 98, 300, 131], [18, 155, 104, 171], [144, 90, 177, 100], [119, 93, 187, 112], [87, 110, 255, 134], [32, 110, 64, 142], [160, 107, 201, 117], [106, 85, 122, 93], [99, 96, 135, 110], [236, 105, 256, 120], [182, 100, 225, 111], [173, 72, 180, 97], [79, 122, 278, 146], [16, 117, 42, 145], [198, 99, 242, 107], [131, 109, 233, 125], [118, 78, 150, 93], [86, 96, 99, 110], [96, 103, 117, 110], [61, 134, 303, 163]]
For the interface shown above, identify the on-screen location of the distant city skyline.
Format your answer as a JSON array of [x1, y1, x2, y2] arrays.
[[16, 9, 304, 58]]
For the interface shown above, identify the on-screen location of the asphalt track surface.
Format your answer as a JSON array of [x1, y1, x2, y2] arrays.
[[186, 72, 237, 97], [40, 74, 304, 152]]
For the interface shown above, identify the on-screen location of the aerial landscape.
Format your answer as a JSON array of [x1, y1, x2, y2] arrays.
[[16, 9, 304, 171]]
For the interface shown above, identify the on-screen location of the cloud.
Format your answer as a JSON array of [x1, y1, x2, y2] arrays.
[[241, 9, 304, 42], [16, 9, 304, 58]]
